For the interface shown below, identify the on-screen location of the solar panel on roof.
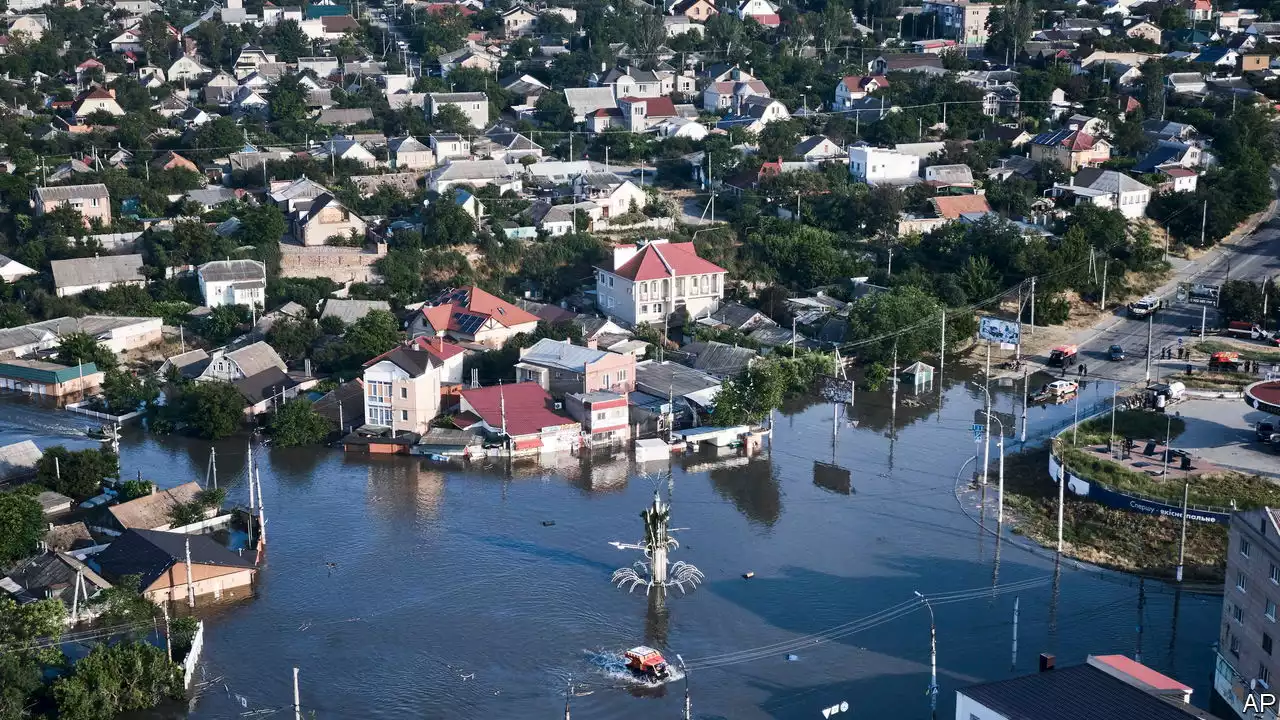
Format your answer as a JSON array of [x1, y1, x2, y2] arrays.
[[453, 312, 485, 334]]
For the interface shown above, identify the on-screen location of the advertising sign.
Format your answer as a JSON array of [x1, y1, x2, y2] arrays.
[[978, 316, 1021, 345], [1176, 282, 1220, 307], [973, 410, 1017, 437], [817, 375, 853, 403]]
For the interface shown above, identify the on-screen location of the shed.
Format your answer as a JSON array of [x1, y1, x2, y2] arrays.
[[901, 361, 935, 390], [0, 440, 43, 483]]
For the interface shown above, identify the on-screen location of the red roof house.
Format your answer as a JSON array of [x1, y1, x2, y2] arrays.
[[407, 285, 540, 348], [596, 240, 728, 325], [457, 382, 581, 452]]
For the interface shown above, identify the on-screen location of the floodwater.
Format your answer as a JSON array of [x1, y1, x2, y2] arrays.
[[0, 369, 1224, 719]]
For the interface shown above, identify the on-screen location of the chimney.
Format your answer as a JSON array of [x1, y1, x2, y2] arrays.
[[1039, 653, 1056, 672]]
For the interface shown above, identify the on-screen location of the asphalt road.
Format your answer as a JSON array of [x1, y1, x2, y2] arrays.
[[1048, 202, 1280, 388]]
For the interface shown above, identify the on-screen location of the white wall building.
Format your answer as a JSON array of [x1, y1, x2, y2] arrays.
[[595, 240, 727, 326], [197, 259, 267, 308], [847, 145, 920, 184]]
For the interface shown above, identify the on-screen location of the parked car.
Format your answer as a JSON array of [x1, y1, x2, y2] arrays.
[[1108, 344, 1125, 360], [1257, 421, 1279, 443]]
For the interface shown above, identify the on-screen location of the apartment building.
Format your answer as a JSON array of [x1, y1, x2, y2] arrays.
[[921, 0, 996, 46], [1216, 507, 1280, 720]]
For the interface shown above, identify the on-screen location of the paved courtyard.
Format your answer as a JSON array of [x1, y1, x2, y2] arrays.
[[1175, 398, 1280, 478]]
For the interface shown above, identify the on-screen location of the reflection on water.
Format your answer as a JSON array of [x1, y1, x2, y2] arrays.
[[706, 454, 780, 527], [813, 461, 852, 495]]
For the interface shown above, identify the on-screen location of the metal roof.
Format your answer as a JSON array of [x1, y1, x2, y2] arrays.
[[50, 254, 144, 290], [198, 259, 266, 284], [519, 338, 610, 373], [0, 440, 42, 482], [958, 664, 1221, 720], [0, 359, 97, 384], [106, 482, 202, 530], [95, 528, 255, 589], [320, 298, 390, 324], [33, 183, 109, 203]]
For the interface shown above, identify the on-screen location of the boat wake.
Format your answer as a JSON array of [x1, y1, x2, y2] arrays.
[[581, 649, 683, 688]]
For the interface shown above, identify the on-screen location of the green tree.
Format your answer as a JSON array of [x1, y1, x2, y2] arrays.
[[0, 490, 43, 566], [319, 314, 346, 335], [267, 18, 308, 62], [35, 447, 119, 500], [1220, 280, 1265, 324], [118, 478, 154, 501], [423, 190, 477, 246], [168, 382, 246, 439], [266, 317, 321, 363], [55, 332, 117, 371], [846, 286, 948, 364], [268, 72, 308, 123], [430, 104, 474, 134], [52, 641, 182, 720], [269, 399, 331, 447], [534, 92, 575, 131], [0, 596, 65, 720], [100, 369, 158, 415], [199, 305, 249, 344], [94, 575, 158, 628], [342, 309, 402, 360]]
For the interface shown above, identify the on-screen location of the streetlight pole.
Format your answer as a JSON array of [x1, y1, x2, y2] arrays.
[[985, 413, 1006, 523], [915, 591, 938, 719], [972, 381, 991, 485]]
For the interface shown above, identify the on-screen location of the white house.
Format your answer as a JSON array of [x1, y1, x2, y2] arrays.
[[573, 174, 648, 218], [428, 92, 489, 129], [426, 160, 522, 195], [109, 29, 143, 53], [0, 254, 36, 283], [848, 144, 920, 184], [361, 345, 441, 434], [793, 135, 844, 160], [595, 239, 727, 326], [167, 56, 211, 84], [1054, 168, 1151, 219], [834, 75, 888, 108], [197, 259, 267, 308], [388, 135, 434, 170]]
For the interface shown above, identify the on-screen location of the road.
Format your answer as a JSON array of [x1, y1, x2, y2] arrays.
[[1044, 181, 1280, 388]]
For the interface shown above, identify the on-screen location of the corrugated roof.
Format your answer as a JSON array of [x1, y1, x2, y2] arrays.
[[0, 359, 97, 385], [0, 440, 42, 482], [684, 341, 756, 378], [95, 528, 254, 589], [34, 183, 111, 205], [932, 194, 992, 219], [198, 259, 266, 284], [107, 481, 202, 530], [50, 254, 144, 290], [460, 382, 577, 436], [320, 298, 390, 324], [958, 663, 1219, 720], [519, 338, 610, 373]]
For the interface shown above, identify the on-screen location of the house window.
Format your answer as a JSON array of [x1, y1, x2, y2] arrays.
[[1272, 564, 1279, 584], [1241, 572, 1249, 592], [1269, 600, 1277, 622], [1267, 633, 1275, 656], [602, 374, 611, 387], [618, 369, 627, 380], [401, 387, 408, 399], [1231, 635, 1241, 657], [401, 409, 408, 421], [639, 304, 647, 314], [1236, 604, 1245, 623], [608, 276, 615, 287], [1262, 664, 1273, 687], [596, 411, 607, 420], [1244, 539, 1252, 557]]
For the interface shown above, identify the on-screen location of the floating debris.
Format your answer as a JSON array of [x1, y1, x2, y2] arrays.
[[743, 571, 755, 579], [542, 520, 556, 527]]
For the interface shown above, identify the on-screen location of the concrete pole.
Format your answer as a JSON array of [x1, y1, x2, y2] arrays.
[[997, 431, 1005, 524], [184, 537, 195, 608], [162, 601, 171, 663], [1110, 382, 1118, 458], [293, 667, 302, 720], [1200, 305, 1206, 339], [939, 310, 945, 375], [1029, 277, 1036, 334], [1011, 596, 1019, 670], [1176, 481, 1189, 583], [1020, 368, 1028, 444], [1056, 453, 1065, 554], [1100, 258, 1108, 311], [1145, 312, 1154, 383]]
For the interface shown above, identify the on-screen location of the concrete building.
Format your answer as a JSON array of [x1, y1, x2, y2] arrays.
[[93, 529, 256, 604], [0, 359, 102, 400], [848, 144, 920, 184], [292, 193, 367, 247], [388, 135, 434, 170], [411, 336, 467, 385], [921, 0, 996, 45], [1029, 128, 1112, 172], [457, 382, 581, 455], [958, 655, 1211, 720], [565, 391, 631, 445], [0, 316, 161, 359], [515, 338, 636, 397], [361, 345, 441, 434], [195, 341, 287, 383], [197, 259, 267, 308], [1216, 507, 1280, 720], [50, 254, 143, 297], [428, 92, 489, 130], [1054, 169, 1151, 219], [595, 239, 727, 326], [32, 183, 112, 226]]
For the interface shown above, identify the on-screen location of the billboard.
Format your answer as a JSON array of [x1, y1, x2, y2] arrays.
[[1176, 282, 1220, 307], [973, 409, 1017, 437], [978, 316, 1021, 346]]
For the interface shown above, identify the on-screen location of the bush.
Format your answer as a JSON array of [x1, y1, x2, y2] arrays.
[[35, 447, 119, 501], [164, 382, 246, 440], [268, 399, 331, 447]]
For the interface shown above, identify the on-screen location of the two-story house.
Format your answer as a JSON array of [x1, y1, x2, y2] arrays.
[[428, 91, 489, 129], [361, 345, 440, 434], [1029, 127, 1112, 172], [388, 135, 434, 170], [408, 285, 540, 347], [834, 75, 888, 109], [1054, 168, 1151, 219], [195, 341, 288, 383], [596, 239, 728, 326], [292, 193, 367, 246], [32, 183, 112, 226], [701, 67, 770, 111], [573, 174, 648, 218], [197, 259, 267, 308], [501, 4, 539, 35], [566, 391, 631, 445], [514, 338, 637, 398], [412, 335, 467, 385]]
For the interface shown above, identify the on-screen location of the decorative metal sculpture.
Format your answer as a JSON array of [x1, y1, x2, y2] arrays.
[[610, 482, 703, 595]]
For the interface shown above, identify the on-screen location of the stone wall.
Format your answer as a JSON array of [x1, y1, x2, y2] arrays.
[[278, 242, 386, 284]]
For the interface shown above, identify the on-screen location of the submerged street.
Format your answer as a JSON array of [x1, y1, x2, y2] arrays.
[[0, 368, 1223, 719]]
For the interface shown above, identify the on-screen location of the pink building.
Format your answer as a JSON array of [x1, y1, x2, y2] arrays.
[[32, 183, 111, 226], [514, 338, 636, 398]]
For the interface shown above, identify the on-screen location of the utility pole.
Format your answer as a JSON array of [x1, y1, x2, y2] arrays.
[[1011, 596, 1019, 670], [679, 656, 691, 720], [981, 388, 991, 486], [915, 591, 938, 718], [565, 677, 573, 720], [1152, 311, 1162, 384], [1029, 277, 1036, 335], [1072, 390, 1080, 445], [184, 537, 195, 608], [293, 667, 302, 720], [1110, 382, 1118, 457], [1199, 199, 1208, 249], [1176, 481, 1189, 583], [1100, 258, 1108, 311], [795, 190, 801, 223], [997, 426, 1005, 524], [1020, 367, 1028, 444], [1056, 447, 1065, 554], [162, 602, 172, 663], [939, 310, 946, 375], [791, 317, 796, 358]]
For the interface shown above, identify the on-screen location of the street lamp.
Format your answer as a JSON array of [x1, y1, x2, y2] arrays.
[[986, 412, 1007, 524], [971, 381, 992, 486], [914, 590, 938, 719]]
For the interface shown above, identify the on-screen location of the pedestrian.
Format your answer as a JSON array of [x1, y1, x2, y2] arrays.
[[1083, 364, 1089, 377], [1186, 363, 1193, 375]]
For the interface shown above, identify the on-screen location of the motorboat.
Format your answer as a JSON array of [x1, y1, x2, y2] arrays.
[[1032, 380, 1078, 404], [624, 646, 671, 681]]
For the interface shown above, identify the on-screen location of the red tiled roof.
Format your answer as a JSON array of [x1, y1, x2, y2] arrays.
[[412, 335, 467, 361], [746, 12, 781, 25], [619, 96, 677, 118], [1065, 130, 1096, 151], [590, 107, 623, 118], [932, 194, 992, 219], [1160, 166, 1198, 178], [420, 285, 539, 332], [841, 75, 888, 92], [611, 241, 727, 282], [426, 2, 476, 15], [461, 382, 576, 436]]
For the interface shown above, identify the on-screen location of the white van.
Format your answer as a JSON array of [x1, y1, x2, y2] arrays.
[[1128, 295, 1161, 318]]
